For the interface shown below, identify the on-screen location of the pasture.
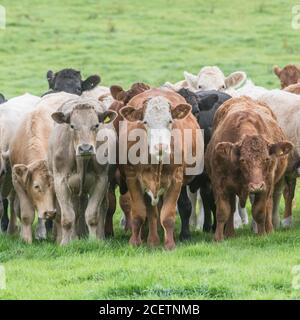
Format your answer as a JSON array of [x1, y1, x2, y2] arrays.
[[1, 0, 300, 300]]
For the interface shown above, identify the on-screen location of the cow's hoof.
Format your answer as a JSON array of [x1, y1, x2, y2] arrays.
[[164, 242, 176, 250], [129, 237, 142, 247], [179, 232, 191, 241], [147, 237, 160, 248], [282, 216, 292, 228], [251, 220, 258, 234]]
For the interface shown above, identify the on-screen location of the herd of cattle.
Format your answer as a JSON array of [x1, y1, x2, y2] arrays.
[[0, 64, 300, 249]]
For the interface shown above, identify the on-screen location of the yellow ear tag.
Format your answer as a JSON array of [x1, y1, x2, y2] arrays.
[[104, 116, 110, 124]]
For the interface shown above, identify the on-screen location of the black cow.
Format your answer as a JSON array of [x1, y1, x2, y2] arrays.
[[43, 68, 100, 96], [177, 89, 231, 238], [0, 93, 6, 104]]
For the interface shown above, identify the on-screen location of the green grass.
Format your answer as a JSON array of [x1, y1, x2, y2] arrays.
[[1, 0, 300, 299]]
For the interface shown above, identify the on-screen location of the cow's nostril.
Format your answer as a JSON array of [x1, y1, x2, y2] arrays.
[[78, 144, 94, 155], [44, 210, 56, 220]]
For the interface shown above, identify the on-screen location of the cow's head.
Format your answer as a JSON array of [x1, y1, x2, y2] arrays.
[[52, 103, 117, 158], [12, 160, 56, 220], [0, 93, 6, 104], [215, 135, 293, 194], [120, 96, 191, 161], [46, 69, 100, 95], [110, 82, 150, 104], [273, 64, 300, 89], [184, 66, 246, 92]]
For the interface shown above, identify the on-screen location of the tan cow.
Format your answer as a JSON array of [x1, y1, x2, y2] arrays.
[[9, 92, 77, 243], [48, 98, 117, 245], [119, 88, 203, 250], [206, 97, 293, 241]]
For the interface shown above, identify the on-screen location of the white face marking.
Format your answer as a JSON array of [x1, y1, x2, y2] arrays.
[[143, 96, 172, 160]]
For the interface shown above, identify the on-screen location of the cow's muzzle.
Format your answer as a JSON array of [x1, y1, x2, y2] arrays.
[[77, 144, 96, 157], [248, 182, 266, 194]]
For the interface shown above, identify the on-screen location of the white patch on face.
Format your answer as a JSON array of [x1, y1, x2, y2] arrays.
[[143, 96, 172, 160]]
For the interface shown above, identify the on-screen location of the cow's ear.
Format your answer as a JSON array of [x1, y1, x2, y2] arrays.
[[13, 164, 30, 186], [82, 75, 101, 91], [51, 112, 71, 124], [198, 94, 219, 111], [110, 85, 126, 101], [120, 106, 143, 122], [269, 141, 293, 157], [98, 110, 117, 124], [171, 103, 191, 120], [225, 71, 247, 89], [273, 65, 282, 77], [184, 71, 198, 89], [215, 142, 240, 161], [47, 70, 55, 89], [0, 93, 5, 103]]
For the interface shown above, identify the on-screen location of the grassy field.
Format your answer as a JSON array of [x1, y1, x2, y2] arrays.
[[1, 0, 300, 300]]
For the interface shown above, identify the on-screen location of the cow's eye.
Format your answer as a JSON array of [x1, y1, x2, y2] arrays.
[[143, 120, 147, 125], [240, 158, 245, 163], [220, 85, 226, 90], [34, 184, 40, 191], [92, 124, 99, 130], [70, 124, 75, 129], [198, 85, 202, 89]]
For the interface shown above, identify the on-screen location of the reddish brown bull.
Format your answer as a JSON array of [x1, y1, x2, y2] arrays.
[[205, 97, 293, 241]]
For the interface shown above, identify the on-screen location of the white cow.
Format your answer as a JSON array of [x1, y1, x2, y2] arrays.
[[164, 66, 247, 94]]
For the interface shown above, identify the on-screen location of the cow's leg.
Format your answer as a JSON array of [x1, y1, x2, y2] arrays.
[[0, 198, 9, 232], [214, 194, 232, 242], [19, 198, 35, 244], [200, 187, 213, 232], [187, 187, 197, 228], [120, 192, 131, 232], [197, 191, 204, 230], [238, 201, 249, 225], [160, 179, 181, 250], [265, 195, 274, 234], [35, 218, 47, 240], [127, 178, 146, 246], [7, 192, 18, 235], [105, 184, 116, 237], [54, 205, 62, 244], [252, 193, 268, 235], [146, 205, 160, 247], [282, 178, 296, 228], [97, 192, 108, 240], [233, 196, 243, 229], [177, 186, 192, 241], [54, 177, 76, 245], [85, 175, 108, 240], [224, 194, 236, 238], [127, 178, 146, 247]]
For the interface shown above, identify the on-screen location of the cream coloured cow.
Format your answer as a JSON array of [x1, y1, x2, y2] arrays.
[[164, 66, 247, 93], [0, 94, 41, 234], [9, 92, 77, 243]]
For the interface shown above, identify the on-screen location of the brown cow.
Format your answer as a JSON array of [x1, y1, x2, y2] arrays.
[[105, 83, 151, 237], [119, 88, 203, 250], [205, 96, 293, 241], [273, 64, 300, 88]]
